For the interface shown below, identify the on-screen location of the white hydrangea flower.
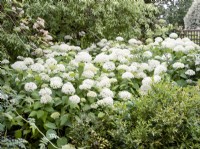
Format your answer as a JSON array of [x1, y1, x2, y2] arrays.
[[155, 37, 163, 43], [148, 59, 160, 71], [24, 82, 37, 92], [185, 69, 195, 76], [50, 77, 63, 89], [139, 63, 149, 71], [79, 79, 95, 90], [103, 61, 116, 71], [84, 63, 98, 73], [59, 44, 71, 51], [142, 77, 152, 86], [135, 72, 147, 79], [154, 65, 167, 75], [24, 58, 34, 65], [11, 61, 27, 71], [119, 91, 132, 100], [53, 64, 65, 73], [87, 91, 97, 98], [69, 95, 80, 104], [122, 72, 134, 79], [169, 33, 178, 39], [46, 58, 57, 66], [117, 65, 130, 71], [75, 52, 92, 63], [39, 73, 50, 81], [100, 88, 114, 98], [30, 63, 45, 72], [94, 53, 110, 63], [90, 103, 98, 109], [61, 72, 75, 81], [40, 94, 52, 104], [39, 87, 52, 96], [140, 84, 151, 95], [173, 45, 185, 52], [96, 76, 111, 88], [97, 97, 113, 106], [1, 59, 9, 64], [82, 70, 95, 78], [143, 51, 153, 58], [116, 36, 124, 41], [128, 38, 138, 45], [153, 75, 161, 83], [172, 62, 184, 69], [62, 82, 75, 95]]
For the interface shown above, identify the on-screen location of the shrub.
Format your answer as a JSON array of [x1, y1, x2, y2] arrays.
[[0, 34, 200, 148], [184, 0, 200, 29]]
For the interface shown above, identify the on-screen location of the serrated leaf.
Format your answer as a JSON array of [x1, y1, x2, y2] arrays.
[[45, 122, 57, 129]]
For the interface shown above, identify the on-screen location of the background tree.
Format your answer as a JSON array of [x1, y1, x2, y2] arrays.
[[184, 0, 200, 29]]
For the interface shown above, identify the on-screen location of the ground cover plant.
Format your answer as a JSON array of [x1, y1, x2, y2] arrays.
[[0, 33, 200, 148]]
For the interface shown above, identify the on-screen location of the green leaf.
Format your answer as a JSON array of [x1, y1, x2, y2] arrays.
[[33, 101, 43, 109], [45, 122, 57, 129], [98, 112, 105, 118], [15, 129, 22, 138], [37, 110, 45, 119], [29, 111, 37, 117], [46, 129, 57, 140], [57, 137, 68, 147], [60, 114, 69, 126]]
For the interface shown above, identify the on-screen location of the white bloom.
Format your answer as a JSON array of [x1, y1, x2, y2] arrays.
[[1, 59, 9, 64], [153, 75, 161, 83], [82, 70, 95, 78], [98, 97, 113, 106], [24, 58, 34, 65], [117, 65, 130, 71], [64, 35, 73, 40], [148, 59, 160, 71], [90, 103, 98, 109], [53, 64, 65, 73], [122, 72, 134, 79], [116, 36, 124, 41], [96, 76, 111, 88], [143, 51, 152, 58], [103, 61, 116, 71], [110, 78, 118, 83], [46, 58, 57, 66], [11, 61, 27, 71], [35, 48, 43, 56], [169, 33, 178, 39], [155, 37, 163, 43], [59, 44, 71, 52], [84, 63, 98, 73], [185, 69, 195, 76], [50, 77, 63, 89], [75, 52, 92, 63], [40, 94, 52, 104], [62, 82, 75, 95], [142, 77, 152, 85], [154, 65, 167, 75], [87, 91, 97, 98], [173, 45, 185, 52], [79, 79, 95, 90], [94, 53, 110, 63], [69, 95, 80, 104], [140, 84, 151, 95], [39, 73, 50, 81], [24, 82, 37, 92], [128, 38, 139, 45], [100, 88, 114, 98], [30, 63, 45, 72], [172, 62, 184, 69], [119, 91, 132, 100], [135, 72, 147, 79], [39, 87, 52, 96], [139, 63, 149, 71]]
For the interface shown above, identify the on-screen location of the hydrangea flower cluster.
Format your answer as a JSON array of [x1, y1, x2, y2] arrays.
[[9, 33, 200, 108]]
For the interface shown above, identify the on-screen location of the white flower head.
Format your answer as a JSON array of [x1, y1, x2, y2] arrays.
[[119, 91, 132, 100], [11, 61, 27, 71], [169, 33, 178, 39], [75, 52, 92, 63], [24, 58, 34, 65], [40, 94, 52, 104], [143, 51, 153, 58], [62, 82, 75, 95], [50, 77, 63, 89], [69, 95, 80, 104], [30, 63, 45, 72], [116, 36, 124, 41], [172, 62, 184, 69], [87, 91, 97, 98], [24, 82, 37, 92], [103, 61, 116, 71], [39, 87, 52, 96], [185, 69, 195, 76], [122, 72, 134, 79], [100, 88, 114, 98]]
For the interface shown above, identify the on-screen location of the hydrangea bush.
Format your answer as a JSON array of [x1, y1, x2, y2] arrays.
[[1, 33, 200, 148]]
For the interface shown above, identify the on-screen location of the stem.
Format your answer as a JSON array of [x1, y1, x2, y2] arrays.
[[14, 110, 60, 149]]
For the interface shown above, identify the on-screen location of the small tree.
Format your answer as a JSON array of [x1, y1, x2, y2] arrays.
[[184, 0, 200, 29]]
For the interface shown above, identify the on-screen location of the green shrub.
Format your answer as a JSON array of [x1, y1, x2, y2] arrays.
[[108, 81, 200, 148]]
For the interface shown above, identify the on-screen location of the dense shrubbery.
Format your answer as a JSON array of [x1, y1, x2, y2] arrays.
[[0, 33, 200, 148], [0, 0, 176, 61]]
